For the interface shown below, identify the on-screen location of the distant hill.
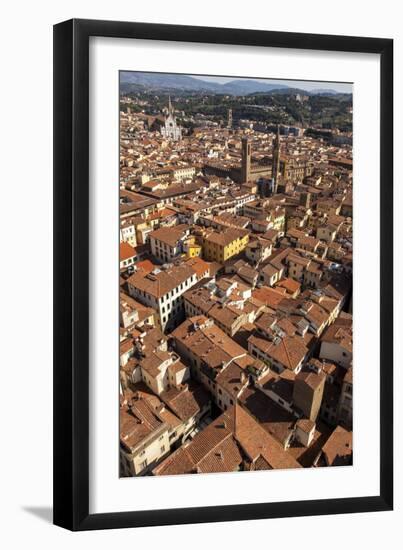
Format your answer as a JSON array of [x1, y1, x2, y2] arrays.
[[314, 88, 345, 95], [120, 72, 219, 92], [119, 72, 343, 96], [220, 79, 288, 95]]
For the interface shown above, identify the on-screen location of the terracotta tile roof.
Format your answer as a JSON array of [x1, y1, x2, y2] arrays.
[[171, 317, 250, 371], [120, 241, 136, 261], [252, 286, 286, 309], [258, 369, 295, 403], [320, 425, 353, 466], [276, 278, 301, 295], [249, 331, 308, 371], [140, 350, 171, 377], [252, 455, 272, 470], [134, 325, 167, 354], [197, 436, 242, 473], [120, 398, 166, 452], [160, 383, 210, 422], [120, 190, 157, 215], [184, 257, 210, 278], [288, 420, 333, 467], [239, 386, 296, 446], [216, 362, 247, 399], [152, 446, 196, 475], [321, 319, 352, 353], [216, 212, 250, 228], [128, 263, 196, 299], [235, 404, 301, 469], [135, 259, 156, 275], [183, 287, 217, 314], [120, 338, 134, 355], [209, 303, 246, 330], [295, 370, 326, 391], [203, 227, 249, 247], [149, 224, 189, 247], [153, 410, 241, 475]]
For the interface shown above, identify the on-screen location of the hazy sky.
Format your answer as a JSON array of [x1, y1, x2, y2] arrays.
[[192, 75, 352, 93]]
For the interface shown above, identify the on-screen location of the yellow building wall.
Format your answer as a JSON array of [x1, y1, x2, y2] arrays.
[[187, 245, 202, 259], [203, 235, 249, 262]]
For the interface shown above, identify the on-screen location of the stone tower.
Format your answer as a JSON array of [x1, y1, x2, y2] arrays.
[[293, 371, 325, 422], [272, 124, 281, 193], [227, 108, 233, 129], [241, 137, 251, 183], [299, 191, 311, 208]]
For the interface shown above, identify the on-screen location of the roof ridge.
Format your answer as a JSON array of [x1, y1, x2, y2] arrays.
[[202, 431, 233, 462], [282, 337, 293, 370]]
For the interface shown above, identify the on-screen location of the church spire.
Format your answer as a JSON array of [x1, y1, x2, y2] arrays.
[[161, 96, 182, 141]]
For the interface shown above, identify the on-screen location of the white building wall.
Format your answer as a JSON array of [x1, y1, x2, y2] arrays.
[[319, 341, 352, 368], [131, 430, 170, 475]]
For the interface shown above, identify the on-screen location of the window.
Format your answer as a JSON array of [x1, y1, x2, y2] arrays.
[[160, 446, 165, 453], [140, 459, 148, 469]]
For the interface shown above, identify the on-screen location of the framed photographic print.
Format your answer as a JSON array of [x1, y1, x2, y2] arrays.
[[53, 19, 393, 530]]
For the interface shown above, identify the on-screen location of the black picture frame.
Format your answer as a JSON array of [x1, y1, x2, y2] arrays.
[[53, 18, 393, 531]]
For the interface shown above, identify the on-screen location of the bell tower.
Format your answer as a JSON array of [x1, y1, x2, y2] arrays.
[[241, 137, 251, 183], [227, 108, 233, 129], [272, 124, 281, 193]]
